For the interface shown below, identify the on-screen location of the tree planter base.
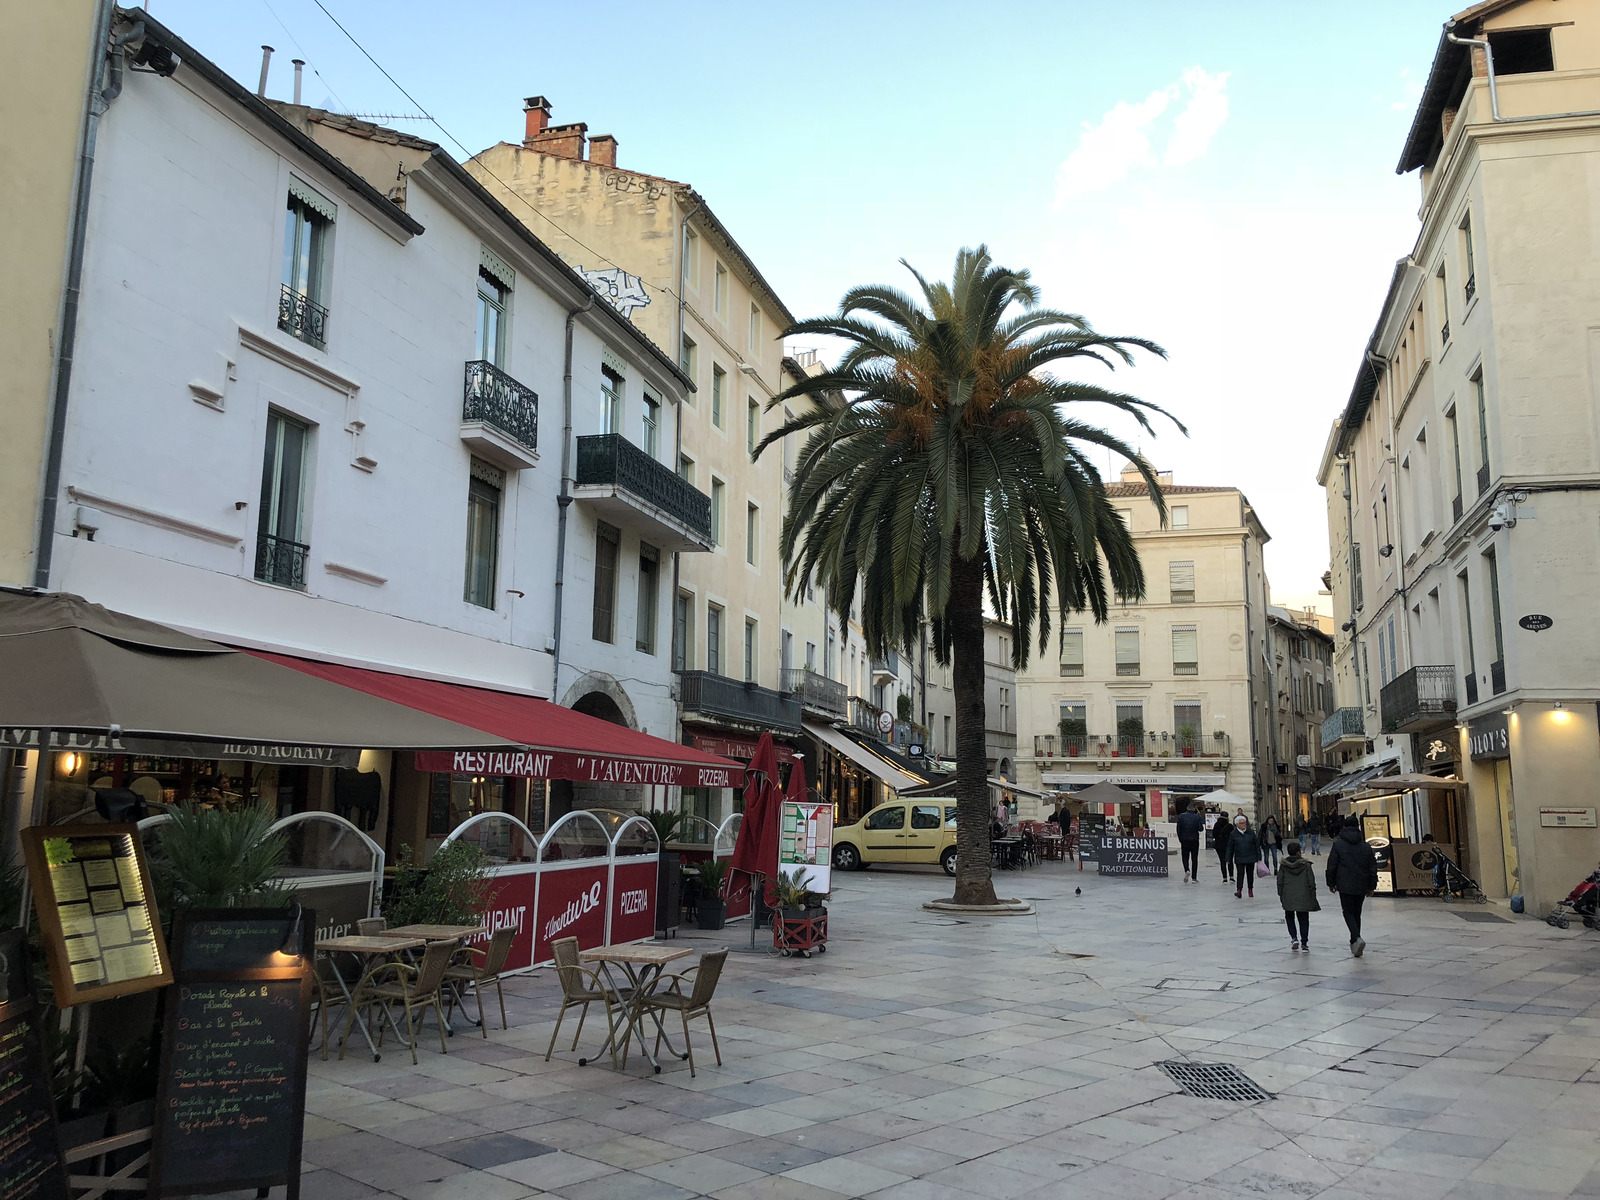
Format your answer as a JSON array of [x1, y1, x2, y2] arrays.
[[774, 909, 828, 956], [922, 898, 1035, 916]]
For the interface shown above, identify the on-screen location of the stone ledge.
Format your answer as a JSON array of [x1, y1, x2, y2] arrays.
[[922, 898, 1036, 916]]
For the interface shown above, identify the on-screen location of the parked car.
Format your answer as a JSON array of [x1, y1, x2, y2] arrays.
[[832, 799, 959, 876]]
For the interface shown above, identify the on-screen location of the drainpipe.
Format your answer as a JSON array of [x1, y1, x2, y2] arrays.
[[32, 1, 125, 591], [1241, 533, 1262, 816], [1340, 455, 1365, 723], [549, 292, 596, 700], [1445, 22, 1600, 125]]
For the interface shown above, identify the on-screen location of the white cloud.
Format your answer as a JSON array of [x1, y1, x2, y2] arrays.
[[1055, 67, 1231, 202]]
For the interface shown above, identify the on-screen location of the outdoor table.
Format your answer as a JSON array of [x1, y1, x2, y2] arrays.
[[375, 925, 486, 1031], [579, 944, 694, 1074], [315, 934, 426, 1061]]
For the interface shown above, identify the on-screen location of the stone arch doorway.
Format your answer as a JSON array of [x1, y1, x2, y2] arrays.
[[552, 672, 641, 818]]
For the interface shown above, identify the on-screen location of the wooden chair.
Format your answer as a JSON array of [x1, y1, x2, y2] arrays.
[[310, 953, 353, 1060], [356, 917, 387, 935], [545, 936, 620, 1067], [342, 939, 456, 1065], [444, 926, 515, 1037], [637, 948, 727, 1077]]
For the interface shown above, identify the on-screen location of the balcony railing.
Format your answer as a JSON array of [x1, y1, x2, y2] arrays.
[[1440, 320, 1450, 346], [1477, 462, 1491, 496], [779, 668, 847, 720], [871, 651, 900, 679], [1320, 707, 1365, 749], [1452, 493, 1463, 524], [576, 434, 712, 541], [849, 696, 888, 741], [255, 533, 308, 590], [463, 359, 538, 453], [676, 670, 801, 732], [1035, 732, 1232, 759], [1381, 664, 1458, 732], [1491, 659, 1506, 696], [1039, 732, 1091, 758], [279, 284, 328, 349], [987, 730, 1018, 751], [1465, 274, 1476, 302]]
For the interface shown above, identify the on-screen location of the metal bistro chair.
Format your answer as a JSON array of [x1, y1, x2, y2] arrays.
[[545, 936, 621, 1067], [635, 948, 728, 1077], [342, 939, 457, 1066], [310, 952, 355, 1061], [356, 916, 388, 935], [444, 926, 516, 1036]]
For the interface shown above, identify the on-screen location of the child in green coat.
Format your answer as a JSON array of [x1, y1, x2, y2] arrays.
[[1276, 840, 1321, 951]]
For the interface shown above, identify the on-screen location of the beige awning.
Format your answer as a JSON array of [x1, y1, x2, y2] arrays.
[[802, 721, 926, 792], [1350, 773, 1466, 795]]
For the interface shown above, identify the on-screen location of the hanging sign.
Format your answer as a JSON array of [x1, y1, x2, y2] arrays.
[[1468, 712, 1510, 761], [21, 824, 171, 1006]]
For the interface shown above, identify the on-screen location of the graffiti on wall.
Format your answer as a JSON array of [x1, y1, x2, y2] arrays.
[[579, 267, 651, 320]]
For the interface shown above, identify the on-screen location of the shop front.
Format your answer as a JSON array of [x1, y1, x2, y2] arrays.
[[802, 720, 928, 826], [1040, 769, 1227, 834]]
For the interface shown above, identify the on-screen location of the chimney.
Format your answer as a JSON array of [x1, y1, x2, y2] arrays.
[[589, 134, 618, 167], [527, 121, 587, 161], [257, 45, 274, 97], [523, 95, 551, 144], [292, 59, 304, 105]]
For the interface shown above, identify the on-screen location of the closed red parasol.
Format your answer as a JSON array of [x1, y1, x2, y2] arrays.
[[729, 731, 782, 907]]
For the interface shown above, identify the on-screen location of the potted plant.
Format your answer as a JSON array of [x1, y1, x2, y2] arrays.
[[692, 858, 729, 930], [1059, 717, 1086, 758], [642, 810, 686, 934], [1177, 724, 1198, 757]]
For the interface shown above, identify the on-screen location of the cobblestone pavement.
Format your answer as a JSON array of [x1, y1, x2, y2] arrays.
[[291, 857, 1600, 1200]]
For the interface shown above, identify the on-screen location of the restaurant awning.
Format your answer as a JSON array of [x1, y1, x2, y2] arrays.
[[1350, 773, 1466, 795], [255, 652, 743, 788], [0, 591, 513, 751], [802, 721, 926, 792], [1312, 761, 1401, 799]]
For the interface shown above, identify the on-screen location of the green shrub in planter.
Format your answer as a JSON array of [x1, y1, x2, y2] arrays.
[[692, 858, 729, 930], [382, 842, 496, 928], [153, 803, 289, 916]]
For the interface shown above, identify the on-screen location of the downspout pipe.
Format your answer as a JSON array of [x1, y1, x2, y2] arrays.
[[1446, 22, 1600, 126], [550, 292, 597, 698], [33, 1, 126, 590]]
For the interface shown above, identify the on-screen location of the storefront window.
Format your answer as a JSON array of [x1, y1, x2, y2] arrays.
[[427, 773, 511, 838]]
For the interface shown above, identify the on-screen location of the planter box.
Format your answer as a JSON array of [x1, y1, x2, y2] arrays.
[[1068, 747, 1080, 757], [697, 898, 726, 930], [773, 908, 828, 957]]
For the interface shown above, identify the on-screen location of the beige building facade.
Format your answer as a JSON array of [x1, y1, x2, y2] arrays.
[[1015, 464, 1274, 828], [1318, 0, 1600, 912]]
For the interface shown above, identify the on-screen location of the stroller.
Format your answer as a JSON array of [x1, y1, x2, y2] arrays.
[[1426, 848, 1487, 904], [1546, 865, 1600, 929]]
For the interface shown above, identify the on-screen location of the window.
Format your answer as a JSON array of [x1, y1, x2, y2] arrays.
[[1173, 702, 1202, 745], [642, 393, 660, 457], [592, 521, 620, 643], [1459, 570, 1478, 677], [1058, 702, 1086, 752], [1169, 560, 1196, 604], [679, 335, 697, 387], [1486, 549, 1505, 666], [1362, 642, 1373, 705], [1352, 543, 1364, 609], [476, 268, 508, 366], [280, 181, 332, 348], [1378, 627, 1388, 686], [463, 458, 503, 608], [1115, 702, 1144, 753], [825, 628, 835, 678], [805, 641, 816, 670], [711, 365, 726, 428], [256, 410, 309, 588], [713, 262, 727, 315], [911, 805, 942, 830], [1436, 264, 1449, 346], [683, 226, 700, 290], [942, 714, 952, 753], [1171, 625, 1198, 676], [710, 479, 725, 544], [601, 365, 622, 435], [1474, 372, 1491, 480], [1387, 616, 1398, 680], [749, 303, 761, 351], [673, 590, 692, 671], [1171, 505, 1189, 530], [747, 398, 759, 456], [1114, 628, 1140, 676], [1488, 27, 1554, 74], [865, 805, 905, 831], [706, 604, 723, 675], [636, 543, 659, 654], [781, 629, 793, 674], [744, 618, 757, 682], [1059, 628, 1084, 677], [1461, 214, 1476, 301], [677, 452, 695, 487]]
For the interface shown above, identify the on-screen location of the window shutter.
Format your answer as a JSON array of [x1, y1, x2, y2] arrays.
[[1059, 629, 1084, 676], [288, 175, 336, 223], [1115, 629, 1140, 675], [1169, 560, 1195, 602], [1172, 626, 1198, 675], [479, 245, 515, 292]]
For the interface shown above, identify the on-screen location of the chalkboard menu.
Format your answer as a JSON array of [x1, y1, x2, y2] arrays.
[[0, 931, 68, 1200], [151, 908, 313, 1199], [21, 823, 171, 1006], [1098, 833, 1170, 877]]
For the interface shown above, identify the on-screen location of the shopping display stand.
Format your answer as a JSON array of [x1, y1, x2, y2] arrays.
[[773, 909, 828, 957]]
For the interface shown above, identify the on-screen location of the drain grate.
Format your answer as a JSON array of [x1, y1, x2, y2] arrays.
[[1158, 1061, 1272, 1102], [1156, 978, 1229, 991], [1453, 910, 1510, 923]]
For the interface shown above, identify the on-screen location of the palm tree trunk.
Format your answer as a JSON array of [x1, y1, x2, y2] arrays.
[[949, 549, 998, 906]]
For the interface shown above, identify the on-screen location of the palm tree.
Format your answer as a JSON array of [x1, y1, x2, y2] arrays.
[[758, 247, 1182, 906]]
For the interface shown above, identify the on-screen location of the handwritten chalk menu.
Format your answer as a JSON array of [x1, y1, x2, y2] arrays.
[[21, 823, 171, 1006], [151, 908, 312, 1199], [0, 930, 68, 1200], [1097, 834, 1170, 877]]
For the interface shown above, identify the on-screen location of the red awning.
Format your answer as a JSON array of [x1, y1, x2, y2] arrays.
[[251, 652, 744, 788]]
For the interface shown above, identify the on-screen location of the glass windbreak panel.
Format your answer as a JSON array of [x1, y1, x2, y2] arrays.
[[675, 812, 718, 846], [540, 811, 609, 862], [613, 818, 660, 858], [716, 813, 741, 853], [276, 814, 377, 877], [449, 813, 535, 864]]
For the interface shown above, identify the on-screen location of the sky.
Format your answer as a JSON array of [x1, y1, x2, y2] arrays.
[[144, 0, 1447, 615]]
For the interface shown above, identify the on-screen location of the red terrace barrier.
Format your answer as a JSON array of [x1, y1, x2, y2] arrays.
[[471, 867, 537, 971], [608, 859, 657, 946], [533, 861, 610, 966]]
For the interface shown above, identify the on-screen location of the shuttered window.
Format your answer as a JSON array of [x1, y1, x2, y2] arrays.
[[1114, 628, 1140, 676], [1169, 560, 1195, 604], [1172, 625, 1199, 676], [1059, 628, 1084, 677], [592, 521, 620, 643]]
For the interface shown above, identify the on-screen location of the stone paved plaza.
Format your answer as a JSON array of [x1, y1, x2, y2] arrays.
[[294, 858, 1600, 1200]]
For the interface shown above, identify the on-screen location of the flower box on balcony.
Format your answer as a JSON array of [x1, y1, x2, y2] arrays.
[[1182, 748, 1194, 758], [1067, 746, 1079, 757]]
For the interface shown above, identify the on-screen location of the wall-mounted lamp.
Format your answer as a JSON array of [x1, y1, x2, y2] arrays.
[[1553, 701, 1566, 710], [1501, 708, 1515, 717], [57, 752, 80, 778], [1378, 544, 1395, 558]]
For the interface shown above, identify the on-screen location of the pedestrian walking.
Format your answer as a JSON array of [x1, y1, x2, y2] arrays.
[[1261, 815, 1283, 874], [1322, 809, 1342, 854], [1326, 815, 1379, 956], [1175, 804, 1205, 883], [1277, 839, 1320, 950], [1230, 814, 1262, 899], [1212, 810, 1234, 883]]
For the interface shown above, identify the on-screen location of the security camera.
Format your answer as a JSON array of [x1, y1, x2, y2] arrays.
[[1487, 513, 1505, 532]]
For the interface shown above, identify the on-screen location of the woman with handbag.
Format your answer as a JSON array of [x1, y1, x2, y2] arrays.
[[1229, 813, 1263, 899]]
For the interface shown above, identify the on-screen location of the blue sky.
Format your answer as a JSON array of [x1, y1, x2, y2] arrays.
[[146, 0, 1448, 612]]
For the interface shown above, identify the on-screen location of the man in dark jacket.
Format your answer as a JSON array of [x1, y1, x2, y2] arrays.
[[1175, 805, 1205, 883], [1326, 815, 1379, 956], [1211, 811, 1233, 883]]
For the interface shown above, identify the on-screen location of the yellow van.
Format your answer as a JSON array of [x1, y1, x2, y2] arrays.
[[832, 798, 959, 876]]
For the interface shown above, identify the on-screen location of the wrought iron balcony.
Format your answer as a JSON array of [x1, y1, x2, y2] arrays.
[[676, 670, 801, 732], [1465, 274, 1476, 302], [1320, 706, 1366, 749], [279, 284, 328, 349], [462, 360, 538, 461], [255, 533, 308, 590], [779, 668, 847, 720], [576, 433, 713, 551], [1381, 665, 1457, 733], [1452, 493, 1464, 524], [1477, 462, 1491, 496], [849, 696, 889, 741], [1440, 320, 1450, 346], [1491, 659, 1506, 696], [871, 651, 900, 680]]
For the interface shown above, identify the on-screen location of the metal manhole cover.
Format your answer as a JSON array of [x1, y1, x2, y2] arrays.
[[1453, 911, 1509, 923], [1158, 1061, 1271, 1102], [1156, 978, 1228, 991]]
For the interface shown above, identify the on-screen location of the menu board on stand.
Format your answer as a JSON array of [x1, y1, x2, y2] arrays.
[[779, 801, 833, 894], [150, 907, 314, 1199], [21, 824, 171, 1006], [0, 929, 69, 1200]]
